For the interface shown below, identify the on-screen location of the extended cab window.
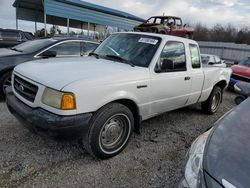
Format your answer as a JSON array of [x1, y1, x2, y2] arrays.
[[156, 41, 186, 73], [189, 44, 201, 68]]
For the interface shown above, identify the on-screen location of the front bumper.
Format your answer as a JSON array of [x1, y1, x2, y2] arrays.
[[5, 87, 92, 139]]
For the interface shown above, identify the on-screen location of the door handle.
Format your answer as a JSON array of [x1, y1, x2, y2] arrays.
[[184, 76, 191, 81]]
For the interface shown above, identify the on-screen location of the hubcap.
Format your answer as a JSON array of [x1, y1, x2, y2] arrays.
[[99, 114, 130, 153], [211, 92, 221, 112]]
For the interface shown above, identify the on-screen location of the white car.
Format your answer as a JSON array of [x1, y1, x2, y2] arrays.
[[201, 54, 227, 67], [6, 32, 232, 159]]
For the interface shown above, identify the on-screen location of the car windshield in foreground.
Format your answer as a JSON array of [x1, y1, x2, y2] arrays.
[[11, 39, 56, 53], [93, 33, 161, 67], [239, 59, 250, 67]]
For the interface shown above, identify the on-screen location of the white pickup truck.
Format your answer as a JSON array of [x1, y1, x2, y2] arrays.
[[6, 32, 231, 159]]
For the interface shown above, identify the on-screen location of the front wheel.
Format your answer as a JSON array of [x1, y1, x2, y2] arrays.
[[83, 103, 134, 159], [201, 86, 222, 114], [0, 71, 12, 98]]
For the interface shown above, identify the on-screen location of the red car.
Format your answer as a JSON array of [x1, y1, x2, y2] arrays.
[[134, 16, 194, 38], [229, 58, 250, 89]]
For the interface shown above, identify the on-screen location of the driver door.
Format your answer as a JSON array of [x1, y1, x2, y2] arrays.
[[150, 41, 192, 115]]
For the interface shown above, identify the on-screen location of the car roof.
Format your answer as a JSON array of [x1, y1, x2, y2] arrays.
[[149, 16, 181, 19], [201, 54, 217, 57], [39, 37, 99, 44], [116, 32, 198, 45], [0, 28, 31, 33]]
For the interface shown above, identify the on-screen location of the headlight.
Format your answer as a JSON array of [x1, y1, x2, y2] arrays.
[[184, 129, 213, 188], [42, 88, 76, 110]]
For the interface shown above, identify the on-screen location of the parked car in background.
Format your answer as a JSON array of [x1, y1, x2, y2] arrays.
[[0, 29, 35, 48], [231, 57, 250, 83], [6, 32, 231, 159], [134, 16, 194, 38], [179, 97, 250, 188], [0, 38, 99, 98], [201, 54, 226, 67]]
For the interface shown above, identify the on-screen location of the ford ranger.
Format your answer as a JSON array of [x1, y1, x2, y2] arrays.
[[5, 32, 231, 159]]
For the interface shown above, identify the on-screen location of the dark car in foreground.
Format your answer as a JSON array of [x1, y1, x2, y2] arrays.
[[0, 29, 35, 48], [134, 16, 194, 38], [0, 38, 99, 98], [179, 97, 250, 188]]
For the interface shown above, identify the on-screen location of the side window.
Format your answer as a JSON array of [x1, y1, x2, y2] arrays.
[[156, 41, 186, 73], [49, 42, 81, 56], [155, 18, 162, 24], [175, 19, 182, 26], [82, 42, 98, 55], [214, 56, 221, 64], [167, 18, 175, 26], [189, 44, 201, 68]]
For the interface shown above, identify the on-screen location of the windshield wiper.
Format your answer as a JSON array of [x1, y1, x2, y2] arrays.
[[11, 48, 23, 52], [105, 55, 135, 67], [89, 52, 100, 59]]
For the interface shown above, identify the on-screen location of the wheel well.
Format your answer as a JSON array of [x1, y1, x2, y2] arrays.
[[113, 99, 141, 134], [0, 68, 13, 78], [214, 80, 227, 91]]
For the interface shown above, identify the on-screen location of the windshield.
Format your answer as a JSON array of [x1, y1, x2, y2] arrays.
[[239, 59, 250, 67], [201, 55, 209, 64], [12, 39, 56, 53], [93, 33, 161, 67]]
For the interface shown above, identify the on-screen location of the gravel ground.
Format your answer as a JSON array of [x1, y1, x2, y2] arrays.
[[0, 91, 236, 188]]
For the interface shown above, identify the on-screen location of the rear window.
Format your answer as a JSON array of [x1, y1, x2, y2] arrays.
[[13, 39, 56, 53]]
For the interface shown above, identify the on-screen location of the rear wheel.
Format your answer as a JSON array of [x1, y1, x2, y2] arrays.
[[82, 103, 134, 159], [201, 86, 222, 114], [0, 71, 12, 99]]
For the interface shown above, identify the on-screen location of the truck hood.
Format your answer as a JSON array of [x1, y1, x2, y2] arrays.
[[204, 98, 250, 188], [14, 57, 149, 91], [231, 65, 250, 78]]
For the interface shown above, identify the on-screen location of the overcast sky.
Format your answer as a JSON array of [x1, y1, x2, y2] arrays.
[[0, 0, 249, 32]]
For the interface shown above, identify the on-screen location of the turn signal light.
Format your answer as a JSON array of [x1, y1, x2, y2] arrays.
[[61, 94, 76, 110]]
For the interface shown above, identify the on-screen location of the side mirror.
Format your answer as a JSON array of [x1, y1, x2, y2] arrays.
[[161, 59, 174, 71], [41, 50, 57, 58], [234, 61, 239, 65]]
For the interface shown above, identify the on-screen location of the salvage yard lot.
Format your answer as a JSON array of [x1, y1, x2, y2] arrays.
[[0, 91, 236, 188]]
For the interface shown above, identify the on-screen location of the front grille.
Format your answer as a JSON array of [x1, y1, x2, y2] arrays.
[[14, 75, 38, 102], [231, 73, 250, 82]]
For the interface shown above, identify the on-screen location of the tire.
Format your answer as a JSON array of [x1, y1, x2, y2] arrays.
[[160, 31, 166, 35], [201, 86, 222, 114], [82, 103, 134, 159], [0, 71, 12, 99], [235, 95, 246, 105]]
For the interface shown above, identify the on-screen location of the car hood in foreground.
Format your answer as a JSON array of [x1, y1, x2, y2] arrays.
[[204, 98, 250, 188], [231, 65, 250, 78], [14, 56, 149, 91]]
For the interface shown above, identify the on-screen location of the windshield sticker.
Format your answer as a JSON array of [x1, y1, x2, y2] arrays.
[[138, 38, 158, 45]]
